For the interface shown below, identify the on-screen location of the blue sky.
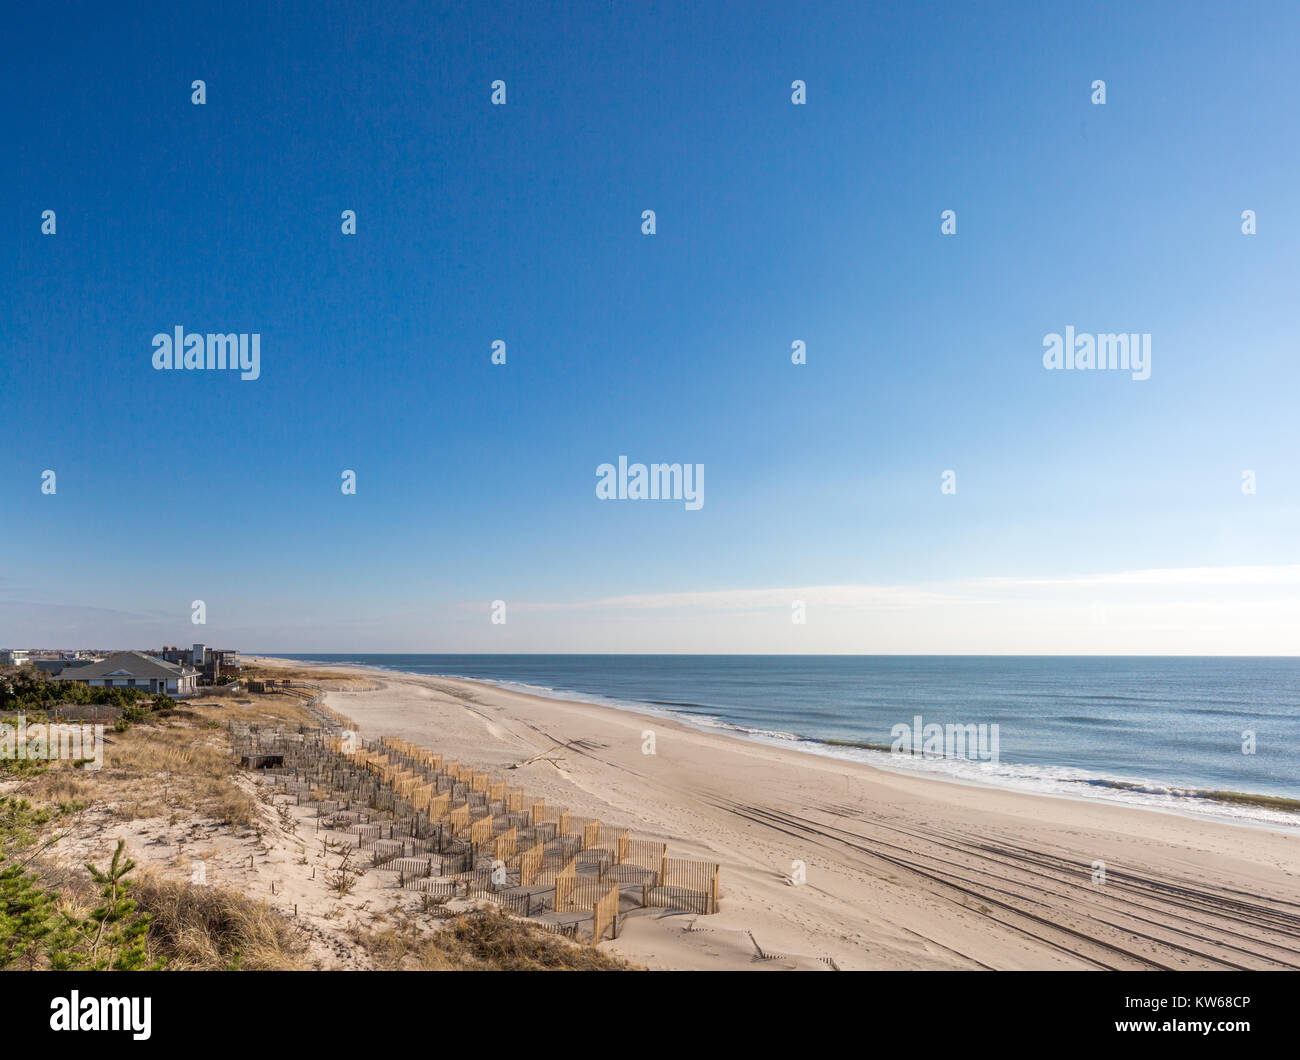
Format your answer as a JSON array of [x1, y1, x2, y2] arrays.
[[2, 1, 1298, 652]]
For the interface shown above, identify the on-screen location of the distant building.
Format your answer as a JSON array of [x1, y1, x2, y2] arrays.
[[149, 644, 239, 683], [208, 648, 239, 674], [0, 650, 31, 667], [52, 651, 199, 697]]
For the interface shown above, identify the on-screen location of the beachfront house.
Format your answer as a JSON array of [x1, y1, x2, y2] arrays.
[[152, 643, 240, 682], [52, 650, 199, 697]]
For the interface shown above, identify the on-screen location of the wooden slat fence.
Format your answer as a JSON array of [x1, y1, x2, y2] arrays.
[[518, 841, 545, 886], [592, 883, 620, 943], [554, 857, 578, 911], [236, 726, 724, 941], [494, 827, 517, 862]]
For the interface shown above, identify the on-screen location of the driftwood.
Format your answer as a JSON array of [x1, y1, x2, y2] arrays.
[[509, 744, 567, 769]]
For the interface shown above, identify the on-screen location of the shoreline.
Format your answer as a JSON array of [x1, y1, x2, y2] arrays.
[[257, 655, 1300, 835], [245, 655, 1300, 970]]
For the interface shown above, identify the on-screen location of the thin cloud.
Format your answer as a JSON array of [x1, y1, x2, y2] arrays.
[[506, 565, 1300, 614]]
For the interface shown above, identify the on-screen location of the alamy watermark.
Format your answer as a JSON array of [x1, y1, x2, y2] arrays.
[[1042, 326, 1150, 381], [890, 714, 999, 763], [596, 457, 704, 510], [50, 991, 151, 1040], [152, 326, 261, 380], [1, 716, 105, 771]]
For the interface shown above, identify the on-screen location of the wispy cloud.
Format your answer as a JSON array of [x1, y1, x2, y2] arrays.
[[4, 566, 1298, 654], [974, 566, 1300, 588], [508, 565, 1300, 613], [467, 565, 1300, 654]]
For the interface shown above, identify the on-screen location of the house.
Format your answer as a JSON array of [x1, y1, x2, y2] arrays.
[[206, 648, 239, 680], [210, 647, 239, 668], [150, 643, 240, 683], [52, 651, 199, 697], [0, 649, 31, 667]]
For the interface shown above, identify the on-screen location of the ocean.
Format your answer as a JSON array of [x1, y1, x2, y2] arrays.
[[271, 654, 1300, 828]]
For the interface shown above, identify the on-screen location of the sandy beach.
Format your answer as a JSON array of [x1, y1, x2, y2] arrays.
[[247, 657, 1300, 971]]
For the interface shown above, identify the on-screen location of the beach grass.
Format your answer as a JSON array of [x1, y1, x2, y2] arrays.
[[2, 679, 649, 970], [353, 907, 638, 971]]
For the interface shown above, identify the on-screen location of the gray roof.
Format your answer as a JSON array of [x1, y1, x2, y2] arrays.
[[31, 659, 71, 674], [53, 651, 197, 681]]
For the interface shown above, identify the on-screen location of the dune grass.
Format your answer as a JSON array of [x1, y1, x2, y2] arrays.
[[131, 873, 309, 970], [354, 907, 638, 971]]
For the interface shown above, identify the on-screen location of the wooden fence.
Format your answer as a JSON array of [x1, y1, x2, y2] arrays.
[[494, 827, 517, 862], [518, 841, 544, 886], [554, 857, 578, 911], [469, 815, 494, 845], [623, 839, 667, 873], [234, 726, 724, 943], [654, 857, 721, 914], [592, 883, 620, 943], [425, 792, 450, 821]]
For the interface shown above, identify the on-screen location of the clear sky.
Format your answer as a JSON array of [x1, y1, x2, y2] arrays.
[[3, 1, 1298, 653]]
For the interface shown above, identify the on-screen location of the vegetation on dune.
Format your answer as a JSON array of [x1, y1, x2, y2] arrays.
[[3, 680, 638, 972], [2, 835, 157, 971], [0, 796, 62, 855], [354, 907, 638, 971], [0, 690, 291, 971], [234, 665, 324, 681], [51, 841, 159, 970], [131, 874, 307, 970], [1, 666, 177, 740], [0, 862, 59, 970], [1, 665, 161, 710]]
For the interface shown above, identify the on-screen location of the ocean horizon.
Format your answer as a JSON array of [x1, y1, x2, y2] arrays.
[[267, 653, 1300, 828]]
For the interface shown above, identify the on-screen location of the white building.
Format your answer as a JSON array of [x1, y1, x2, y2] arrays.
[[0, 649, 31, 666], [52, 651, 199, 697]]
